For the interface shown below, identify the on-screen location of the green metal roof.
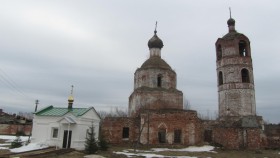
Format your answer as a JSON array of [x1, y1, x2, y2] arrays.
[[35, 105, 91, 117]]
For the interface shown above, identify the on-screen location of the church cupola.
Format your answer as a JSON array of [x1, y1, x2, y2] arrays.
[[147, 22, 163, 57], [227, 8, 236, 32], [148, 30, 164, 49], [68, 85, 74, 110]]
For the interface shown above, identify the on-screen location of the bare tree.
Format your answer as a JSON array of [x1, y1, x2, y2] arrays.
[[183, 98, 191, 110]]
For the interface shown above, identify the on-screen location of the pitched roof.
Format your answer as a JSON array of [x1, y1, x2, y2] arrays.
[[34, 105, 92, 117]]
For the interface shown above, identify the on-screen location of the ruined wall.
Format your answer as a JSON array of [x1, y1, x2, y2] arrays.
[[0, 124, 32, 135], [101, 117, 138, 144], [264, 124, 280, 149], [212, 127, 261, 149], [139, 110, 203, 145], [101, 110, 203, 146]]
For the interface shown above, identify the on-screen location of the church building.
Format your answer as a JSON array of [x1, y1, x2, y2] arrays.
[[101, 15, 265, 149], [102, 28, 203, 146], [31, 87, 101, 150]]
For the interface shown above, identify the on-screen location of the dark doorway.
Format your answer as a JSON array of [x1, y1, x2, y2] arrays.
[[63, 130, 72, 148], [122, 127, 129, 139], [174, 129, 182, 143], [204, 129, 212, 142], [158, 129, 166, 143]]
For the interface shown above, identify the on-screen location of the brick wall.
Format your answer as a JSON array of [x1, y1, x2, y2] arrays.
[[101, 110, 203, 146], [212, 127, 261, 149], [0, 124, 32, 135]]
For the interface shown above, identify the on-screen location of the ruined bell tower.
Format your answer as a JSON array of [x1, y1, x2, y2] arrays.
[[215, 16, 256, 117]]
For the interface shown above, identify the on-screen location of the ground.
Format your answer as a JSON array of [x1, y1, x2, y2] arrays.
[[0, 136, 279, 158], [0, 145, 280, 158]]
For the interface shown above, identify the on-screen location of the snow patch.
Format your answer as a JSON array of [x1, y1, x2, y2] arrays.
[[10, 143, 49, 153], [114, 151, 197, 158], [0, 146, 9, 150], [0, 135, 29, 142], [114, 145, 215, 158], [152, 145, 215, 152]]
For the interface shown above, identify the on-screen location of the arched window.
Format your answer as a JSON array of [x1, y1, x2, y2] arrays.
[[157, 74, 162, 87], [239, 40, 248, 57], [218, 71, 223, 85], [241, 69, 250, 83], [217, 44, 222, 60]]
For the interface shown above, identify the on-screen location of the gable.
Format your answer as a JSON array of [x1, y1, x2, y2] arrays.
[[80, 107, 101, 121]]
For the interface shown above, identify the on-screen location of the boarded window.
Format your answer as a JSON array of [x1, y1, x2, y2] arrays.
[[239, 40, 248, 57], [217, 44, 222, 60], [241, 69, 250, 83], [157, 75, 162, 87], [122, 127, 129, 139], [218, 71, 223, 85], [158, 129, 166, 143], [52, 128, 58, 138], [174, 129, 182, 143]]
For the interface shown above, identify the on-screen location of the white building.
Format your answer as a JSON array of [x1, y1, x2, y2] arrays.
[[31, 91, 101, 150]]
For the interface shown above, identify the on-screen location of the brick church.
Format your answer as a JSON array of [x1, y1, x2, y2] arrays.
[[101, 16, 265, 149]]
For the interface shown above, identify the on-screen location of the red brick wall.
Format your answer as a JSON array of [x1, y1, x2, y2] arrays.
[[213, 127, 240, 149], [101, 117, 139, 144], [213, 127, 262, 149], [0, 124, 32, 135], [101, 110, 203, 146]]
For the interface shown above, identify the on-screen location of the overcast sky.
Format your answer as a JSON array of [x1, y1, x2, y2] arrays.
[[0, 0, 279, 123]]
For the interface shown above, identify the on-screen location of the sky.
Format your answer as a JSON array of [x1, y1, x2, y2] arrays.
[[0, 0, 279, 123]]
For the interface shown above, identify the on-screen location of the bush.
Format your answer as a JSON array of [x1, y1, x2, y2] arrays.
[[99, 136, 109, 151], [10, 136, 23, 149], [16, 130, 25, 136]]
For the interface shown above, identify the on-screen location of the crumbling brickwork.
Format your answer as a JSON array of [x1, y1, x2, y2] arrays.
[[101, 110, 203, 146], [264, 124, 280, 149], [139, 109, 203, 145], [212, 127, 261, 149], [215, 17, 256, 117], [0, 124, 32, 135]]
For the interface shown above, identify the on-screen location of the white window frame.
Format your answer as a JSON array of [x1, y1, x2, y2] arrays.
[[52, 128, 59, 138]]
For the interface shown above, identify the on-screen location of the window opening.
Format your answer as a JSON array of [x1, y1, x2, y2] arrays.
[[122, 127, 129, 139], [158, 129, 166, 143], [239, 40, 248, 57], [157, 75, 162, 87], [174, 129, 182, 143], [218, 71, 223, 85], [217, 44, 222, 60], [241, 69, 250, 83], [52, 128, 58, 138]]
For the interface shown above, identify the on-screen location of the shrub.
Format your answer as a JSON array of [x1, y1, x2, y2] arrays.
[[10, 136, 23, 149]]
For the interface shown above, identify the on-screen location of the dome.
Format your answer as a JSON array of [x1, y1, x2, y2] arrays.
[[140, 56, 171, 70], [68, 95, 74, 102], [148, 31, 164, 49], [227, 18, 235, 26]]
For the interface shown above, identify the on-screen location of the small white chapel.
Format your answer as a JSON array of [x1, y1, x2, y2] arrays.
[[31, 86, 100, 150]]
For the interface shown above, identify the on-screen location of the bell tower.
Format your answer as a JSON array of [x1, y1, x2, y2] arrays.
[[215, 15, 256, 117]]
